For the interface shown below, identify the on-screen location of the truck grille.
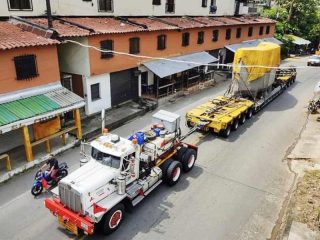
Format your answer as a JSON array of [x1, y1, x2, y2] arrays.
[[59, 183, 82, 214]]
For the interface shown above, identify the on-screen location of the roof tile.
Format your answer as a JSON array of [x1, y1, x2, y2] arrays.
[[0, 21, 59, 50]]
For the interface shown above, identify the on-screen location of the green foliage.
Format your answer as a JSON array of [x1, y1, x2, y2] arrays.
[[262, 0, 320, 56]]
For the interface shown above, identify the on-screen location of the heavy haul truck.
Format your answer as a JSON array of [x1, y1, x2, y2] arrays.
[[186, 42, 297, 137], [45, 110, 198, 235]]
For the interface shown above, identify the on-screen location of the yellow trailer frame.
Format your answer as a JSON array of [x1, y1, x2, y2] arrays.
[[186, 96, 254, 135]]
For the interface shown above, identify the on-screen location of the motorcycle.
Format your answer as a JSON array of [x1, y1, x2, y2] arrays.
[[31, 162, 68, 196], [308, 99, 320, 114]]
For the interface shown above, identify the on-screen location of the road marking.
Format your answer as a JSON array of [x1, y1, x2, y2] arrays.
[[0, 191, 29, 210]]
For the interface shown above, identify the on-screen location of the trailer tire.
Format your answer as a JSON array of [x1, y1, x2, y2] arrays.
[[166, 161, 182, 186], [220, 125, 231, 138], [246, 109, 253, 119], [181, 149, 196, 172], [231, 119, 239, 131], [100, 203, 125, 235], [239, 113, 246, 124], [186, 121, 193, 128]]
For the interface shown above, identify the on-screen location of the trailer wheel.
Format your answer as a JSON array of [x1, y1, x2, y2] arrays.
[[220, 125, 231, 138], [246, 109, 253, 119], [100, 203, 125, 235], [181, 149, 196, 172], [231, 119, 239, 131], [165, 161, 182, 186], [239, 113, 246, 124]]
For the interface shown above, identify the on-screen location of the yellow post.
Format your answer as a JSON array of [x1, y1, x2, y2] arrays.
[[74, 109, 82, 140], [61, 133, 67, 145], [22, 126, 33, 161], [45, 140, 51, 153]]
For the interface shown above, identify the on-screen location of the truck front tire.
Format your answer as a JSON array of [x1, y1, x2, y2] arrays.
[[100, 203, 125, 235]]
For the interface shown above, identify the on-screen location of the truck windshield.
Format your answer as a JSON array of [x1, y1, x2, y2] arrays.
[[91, 148, 121, 169]]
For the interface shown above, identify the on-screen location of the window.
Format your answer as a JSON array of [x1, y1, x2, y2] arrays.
[[14, 55, 38, 80], [212, 30, 219, 42], [197, 31, 204, 44], [248, 26, 253, 37], [153, 0, 161, 5], [225, 28, 231, 40], [91, 147, 121, 169], [259, 26, 264, 35], [166, 0, 175, 13], [236, 28, 241, 38], [266, 25, 270, 34], [129, 38, 140, 54], [98, 0, 113, 12], [209, 0, 217, 13], [182, 32, 190, 47], [100, 40, 113, 58], [8, 0, 32, 10], [157, 35, 166, 50], [202, 0, 207, 7], [91, 83, 100, 101]]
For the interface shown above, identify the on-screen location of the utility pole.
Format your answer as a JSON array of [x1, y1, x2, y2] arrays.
[[45, 0, 53, 28]]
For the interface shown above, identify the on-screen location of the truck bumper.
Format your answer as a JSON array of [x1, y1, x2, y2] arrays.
[[45, 198, 94, 235]]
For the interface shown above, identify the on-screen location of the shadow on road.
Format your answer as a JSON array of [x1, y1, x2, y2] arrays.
[[86, 166, 204, 240]]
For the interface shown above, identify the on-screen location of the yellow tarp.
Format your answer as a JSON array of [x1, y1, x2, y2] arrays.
[[233, 42, 281, 81]]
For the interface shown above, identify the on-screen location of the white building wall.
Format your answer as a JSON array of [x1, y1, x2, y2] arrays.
[[83, 74, 111, 115], [57, 37, 90, 77], [0, 0, 235, 17]]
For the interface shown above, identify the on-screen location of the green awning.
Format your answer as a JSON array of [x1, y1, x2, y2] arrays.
[[0, 87, 85, 133]]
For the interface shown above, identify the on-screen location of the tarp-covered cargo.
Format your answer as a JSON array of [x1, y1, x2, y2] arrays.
[[232, 42, 281, 99]]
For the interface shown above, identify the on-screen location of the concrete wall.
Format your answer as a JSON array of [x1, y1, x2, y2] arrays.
[[87, 23, 275, 75], [0, 0, 235, 17], [0, 45, 60, 94], [57, 37, 90, 77], [83, 73, 111, 115]]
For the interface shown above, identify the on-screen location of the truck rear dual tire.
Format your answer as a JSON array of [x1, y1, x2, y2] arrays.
[[180, 149, 196, 172], [100, 203, 125, 235], [162, 159, 182, 186]]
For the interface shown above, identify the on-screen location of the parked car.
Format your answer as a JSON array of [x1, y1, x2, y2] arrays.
[[307, 55, 320, 66]]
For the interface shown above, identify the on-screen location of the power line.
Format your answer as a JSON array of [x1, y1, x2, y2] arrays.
[[64, 39, 320, 70]]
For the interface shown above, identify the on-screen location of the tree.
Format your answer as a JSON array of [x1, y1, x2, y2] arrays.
[[262, 0, 320, 47]]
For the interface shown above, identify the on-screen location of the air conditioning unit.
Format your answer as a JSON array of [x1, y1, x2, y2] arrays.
[[210, 5, 217, 14]]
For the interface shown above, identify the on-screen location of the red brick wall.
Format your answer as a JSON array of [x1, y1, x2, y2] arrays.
[[0, 45, 60, 94], [88, 23, 275, 75]]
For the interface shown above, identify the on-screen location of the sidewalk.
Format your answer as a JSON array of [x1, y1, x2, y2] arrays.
[[0, 101, 152, 184], [280, 113, 320, 240]]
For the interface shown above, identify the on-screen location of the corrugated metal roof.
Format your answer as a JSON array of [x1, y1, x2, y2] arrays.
[[225, 37, 283, 52], [0, 87, 84, 128], [286, 35, 311, 45], [143, 51, 218, 78]]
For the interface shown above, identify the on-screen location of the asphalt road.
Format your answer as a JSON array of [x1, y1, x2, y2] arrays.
[[0, 57, 318, 240]]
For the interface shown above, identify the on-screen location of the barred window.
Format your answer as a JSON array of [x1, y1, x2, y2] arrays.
[[166, 0, 175, 13], [212, 30, 219, 42], [157, 35, 166, 50], [98, 0, 113, 12], [259, 26, 264, 35], [202, 0, 207, 7], [248, 26, 253, 37], [8, 0, 32, 10], [182, 32, 190, 47], [14, 55, 38, 80], [225, 28, 231, 40], [266, 26, 270, 34], [236, 28, 241, 38], [91, 83, 100, 101], [198, 31, 204, 44], [129, 38, 140, 54], [100, 40, 113, 59], [153, 0, 161, 5]]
